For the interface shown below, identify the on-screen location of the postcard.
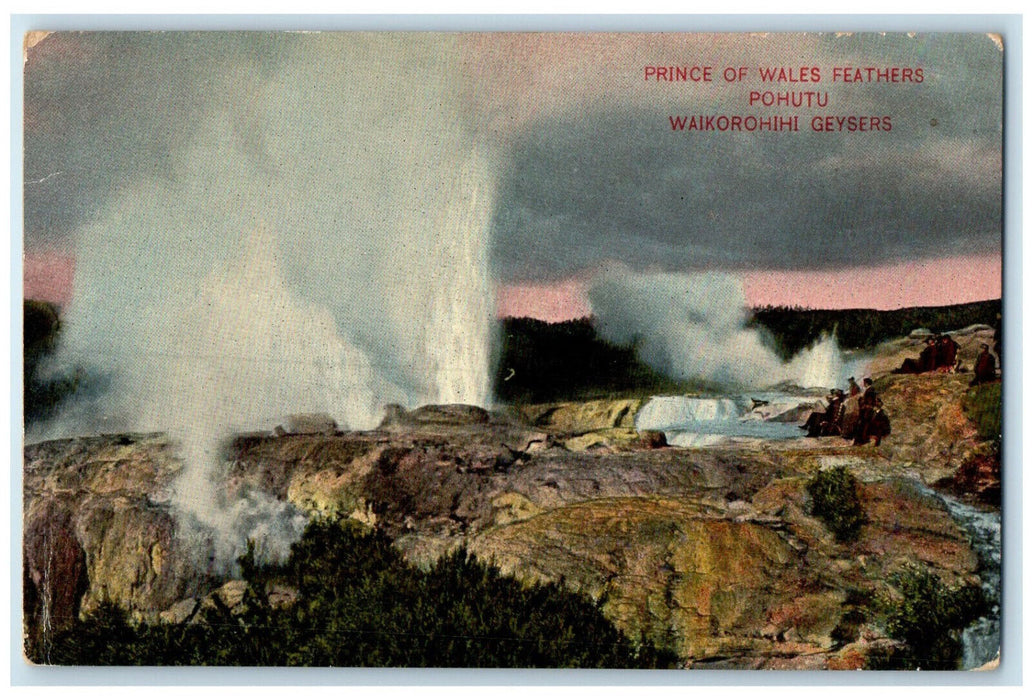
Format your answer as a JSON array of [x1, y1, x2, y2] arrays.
[[21, 29, 1002, 671]]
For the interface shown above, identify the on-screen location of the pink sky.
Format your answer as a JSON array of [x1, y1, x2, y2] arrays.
[[23, 251, 75, 308], [740, 254, 1002, 311], [24, 251, 1000, 319], [496, 253, 1002, 321]]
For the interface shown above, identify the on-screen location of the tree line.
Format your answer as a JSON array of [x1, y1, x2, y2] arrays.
[[495, 299, 1001, 404], [23, 297, 1002, 419]]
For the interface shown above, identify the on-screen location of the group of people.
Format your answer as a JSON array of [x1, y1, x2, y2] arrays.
[[893, 332, 999, 387], [892, 333, 961, 375], [801, 376, 891, 446], [800, 333, 1000, 447]]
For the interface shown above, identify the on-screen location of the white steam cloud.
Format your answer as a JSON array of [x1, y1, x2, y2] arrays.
[[588, 268, 860, 391], [43, 35, 496, 572]]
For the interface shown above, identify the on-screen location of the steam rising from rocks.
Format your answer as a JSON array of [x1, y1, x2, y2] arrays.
[[43, 35, 496, 572], [588, 268, 860, 391]]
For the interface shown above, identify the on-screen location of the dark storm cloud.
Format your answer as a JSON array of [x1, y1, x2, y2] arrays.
[[25, 31, 1003, 280], [24, 32, 290, 248], [491, 33, 1002, 282]]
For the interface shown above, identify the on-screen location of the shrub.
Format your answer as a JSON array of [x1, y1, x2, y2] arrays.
[[806, 467, 865, 543], [869, 565, 988, 670]]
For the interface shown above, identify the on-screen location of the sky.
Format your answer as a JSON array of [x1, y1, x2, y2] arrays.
[[23, 31, 1003, 317]]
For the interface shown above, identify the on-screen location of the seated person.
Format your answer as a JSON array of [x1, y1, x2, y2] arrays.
[[893, 336, 938, 374], [970, 343, 998, 385], [854, 397, 890, 446], [802, 389, 845, 437], [936, 334, 960, 371]]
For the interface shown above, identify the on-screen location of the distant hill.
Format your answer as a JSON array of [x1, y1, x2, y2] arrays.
[[750, 299, 1001, 360], [496, 299, 1001, 403]]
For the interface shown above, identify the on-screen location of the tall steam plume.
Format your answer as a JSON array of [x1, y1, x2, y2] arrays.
[[42, 35, 497, 571], [588, 267, 863, 391]]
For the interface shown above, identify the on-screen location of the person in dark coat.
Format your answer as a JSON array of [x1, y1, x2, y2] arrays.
[[823, 389, 846, 436], [847, 377, 861, 397], [853, 379, 879, 445], [867, 400, 891, 446], [893, 336, 937, 374], [802, 389, 845, 437], [801, 411, 822, 435], [918, 335, 940, 372], [970, 344, 998, 386], [859, 378, 877, 409], [937, 334, 960, 371]]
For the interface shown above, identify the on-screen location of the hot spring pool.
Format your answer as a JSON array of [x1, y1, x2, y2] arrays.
[[635, 392, 824, 447]]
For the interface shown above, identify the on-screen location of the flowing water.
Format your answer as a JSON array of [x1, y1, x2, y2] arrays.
[[912, 481, 1001, 669], [636, 393, 1002, 668], [635, 392, 820, 447]]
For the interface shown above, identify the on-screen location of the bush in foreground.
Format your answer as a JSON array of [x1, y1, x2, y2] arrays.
[[31, 518, 678, 668], [806, 466, 866, 543], [868, 565, 987, 670]]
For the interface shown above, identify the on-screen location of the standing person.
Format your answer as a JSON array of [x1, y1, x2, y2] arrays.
[[859, 378, 877, 408], [970, 344, 998, 386], [853, 378, 878, 445], [847, 377, 861, 397], [993, 313, 1002, 371]]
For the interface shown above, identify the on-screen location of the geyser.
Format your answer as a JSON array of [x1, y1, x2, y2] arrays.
[[44, 34, 497, 571], [588, 267, 862, 391]]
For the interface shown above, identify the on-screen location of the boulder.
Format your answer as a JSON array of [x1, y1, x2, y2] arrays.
[[637, 429, 668, 449], [285, 413, 339, 435], [266, 583, 299, 610], [23, 499, 88, 632], [379, 403, 490, 429], [159, 597, 199, 625], [517, 398, 642, 435], [469, 496, 809, 662]]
